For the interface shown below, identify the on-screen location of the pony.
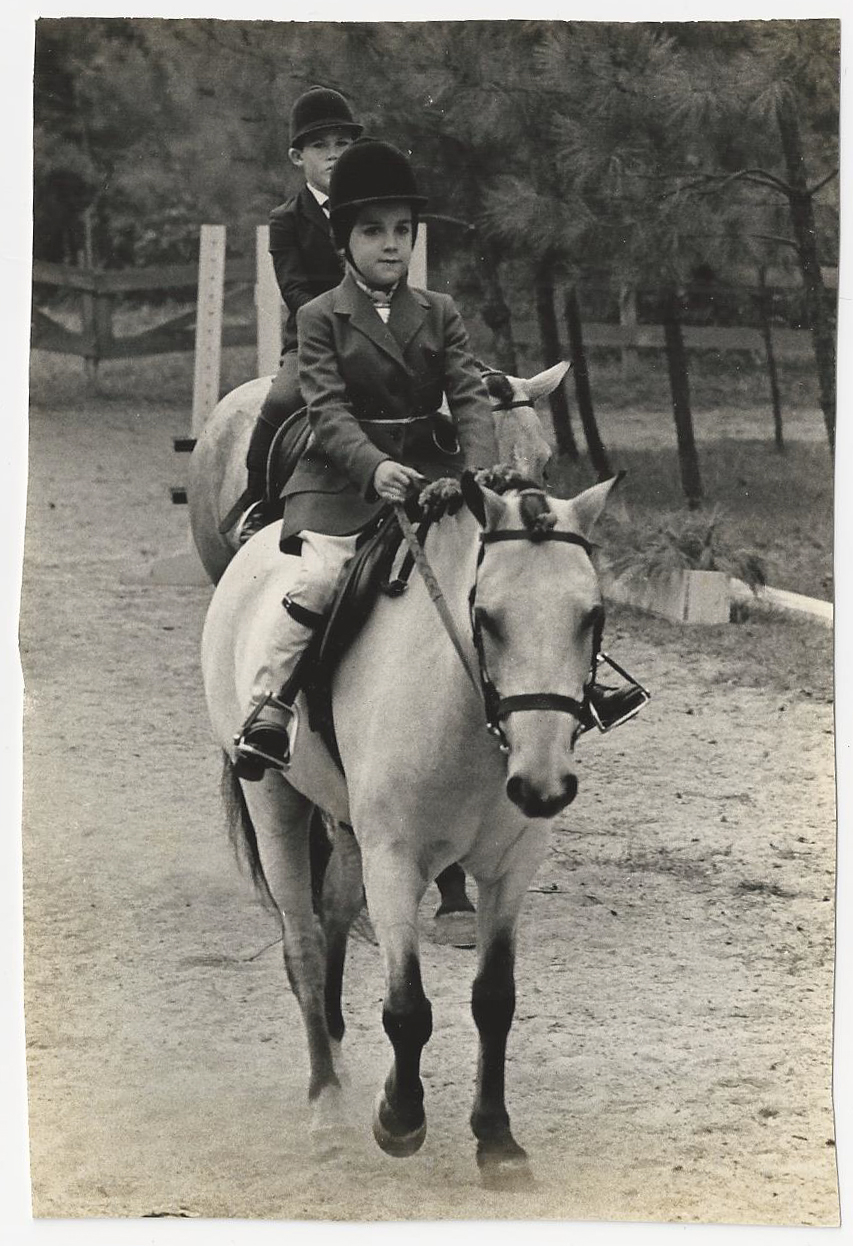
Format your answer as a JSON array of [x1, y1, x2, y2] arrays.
[[201, 470, 620, 1187], [187, 362, 566, 585]]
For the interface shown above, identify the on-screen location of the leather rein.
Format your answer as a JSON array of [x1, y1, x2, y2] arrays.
[[393, 503, 600, 753]]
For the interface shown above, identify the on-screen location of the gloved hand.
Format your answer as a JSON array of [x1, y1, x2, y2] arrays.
[[417, 477, 464, 520]]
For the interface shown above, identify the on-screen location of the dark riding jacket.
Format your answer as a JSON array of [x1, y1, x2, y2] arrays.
[[268, 186, 343, 356], [279, 272, 499, 541]]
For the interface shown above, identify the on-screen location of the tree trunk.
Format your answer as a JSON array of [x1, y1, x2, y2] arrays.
[[776, 92, 836, 455], [662, 288, 703, 509], [757, 266, 784, 453], [618, 283, 639, 380], [564, 287, 612, 479], [535, 258, 577, 460], [478, 239, 518, 374]]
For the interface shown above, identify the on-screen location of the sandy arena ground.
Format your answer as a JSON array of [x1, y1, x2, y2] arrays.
[[20, 380, 838, 1225]]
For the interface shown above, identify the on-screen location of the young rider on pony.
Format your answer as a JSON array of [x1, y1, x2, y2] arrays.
[[235, 139, 644, 775], [236, 86, 363, 542]]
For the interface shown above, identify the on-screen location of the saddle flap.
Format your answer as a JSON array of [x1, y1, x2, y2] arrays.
[[266, 408, 312, 504], [303, 510, 404, 765]]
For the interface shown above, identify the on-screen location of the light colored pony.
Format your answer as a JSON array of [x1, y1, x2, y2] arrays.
[[202, 472, 619, 1187], [187, 363, 565, 584]]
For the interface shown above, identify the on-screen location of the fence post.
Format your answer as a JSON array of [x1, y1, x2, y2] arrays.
[[255, 225, 282, 377], [191, 224, 226, 438]]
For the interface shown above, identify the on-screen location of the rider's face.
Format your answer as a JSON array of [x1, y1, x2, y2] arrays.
[[289, 128, 354, 195], [348, 202, 413, 289]]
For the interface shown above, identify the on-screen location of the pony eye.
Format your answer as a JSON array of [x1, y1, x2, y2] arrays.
[[582, 604, 605, 633]]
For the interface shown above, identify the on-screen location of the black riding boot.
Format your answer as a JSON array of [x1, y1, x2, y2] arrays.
[[234, 416, 280, 543]]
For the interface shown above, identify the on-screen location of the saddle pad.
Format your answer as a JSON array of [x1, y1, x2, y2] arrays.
[[303, 509, 404, 768]]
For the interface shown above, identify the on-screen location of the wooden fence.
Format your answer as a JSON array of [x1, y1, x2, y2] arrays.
[[31, 253, 827, 369], [31, 257, 257, 364]]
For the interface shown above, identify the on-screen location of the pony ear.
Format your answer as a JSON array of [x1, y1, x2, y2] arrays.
[[461, 471, 506, 530], [566, 472, 625, 538], [521, 360, 572, 403]]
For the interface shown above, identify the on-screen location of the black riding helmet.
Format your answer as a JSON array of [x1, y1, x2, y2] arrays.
[[328, 138, 428, 252], [289, 86, 362, 149]]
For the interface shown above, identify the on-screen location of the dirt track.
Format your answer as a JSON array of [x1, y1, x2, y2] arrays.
[[21, 381, 838, 1224]]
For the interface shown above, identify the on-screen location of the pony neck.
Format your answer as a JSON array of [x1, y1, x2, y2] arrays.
[[423, 505, 482, 610]]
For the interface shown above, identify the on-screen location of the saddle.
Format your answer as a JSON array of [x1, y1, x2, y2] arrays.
[[265, 407, 312, 519], [300, 508, 423, 770], [217, 407, 311, 535]]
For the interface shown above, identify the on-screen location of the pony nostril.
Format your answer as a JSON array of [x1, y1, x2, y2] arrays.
[[506, 774, 524, 806], [562, 773, 578, 804]]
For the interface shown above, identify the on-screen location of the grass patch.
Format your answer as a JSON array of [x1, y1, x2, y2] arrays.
[[550, 440, 833, 600], [607, 603, 832, 702]]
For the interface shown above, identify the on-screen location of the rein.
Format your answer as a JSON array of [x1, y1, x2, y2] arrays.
[[393, 504, 484, 702], [393, 503, 598, 753]]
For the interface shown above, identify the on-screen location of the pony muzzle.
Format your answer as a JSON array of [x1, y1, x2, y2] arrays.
[[505, 770, 578, 818], [502, 709, 580, 817]]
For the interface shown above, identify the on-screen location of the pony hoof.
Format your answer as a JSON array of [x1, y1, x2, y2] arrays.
[[330, 1039, 350, 1087], [477, 1141, 535, 1191], [311, 1122, 358, 1162], [372, 1091, 427, 1158], [431, 910, 477, 949], [310, 1084, 349, 1159]]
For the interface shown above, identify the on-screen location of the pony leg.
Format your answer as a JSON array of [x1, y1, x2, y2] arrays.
[[238, 776, 345, 1143], [361, 850, 432, 1158], [433, 863, 477, 949], [434, 863, 474, 916], [469, 877, 535, 1190], [319, 821, 364, 1049]]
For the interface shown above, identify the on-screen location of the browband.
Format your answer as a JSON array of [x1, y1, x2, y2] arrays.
[[480, 530, 593, 555]]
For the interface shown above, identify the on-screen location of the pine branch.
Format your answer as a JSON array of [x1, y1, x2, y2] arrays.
[[807, 168, 839, 196], [662, 168, 795, 200]]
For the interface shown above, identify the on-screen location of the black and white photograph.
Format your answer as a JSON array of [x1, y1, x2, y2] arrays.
[[6, 2, 846, 1234]]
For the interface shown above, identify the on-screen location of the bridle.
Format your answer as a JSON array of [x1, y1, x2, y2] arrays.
[[393, 502, 602, 755], [478, 365, 538, 413], [469, 526, 603, 752]]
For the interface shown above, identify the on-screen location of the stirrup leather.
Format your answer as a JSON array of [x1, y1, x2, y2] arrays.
[[234, 693, 299, 772]]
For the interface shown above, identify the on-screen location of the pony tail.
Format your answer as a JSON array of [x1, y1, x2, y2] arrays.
[[220, 753, 275, 908]]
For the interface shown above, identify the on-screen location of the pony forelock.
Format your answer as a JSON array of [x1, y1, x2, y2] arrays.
[[518, 489, 557, 535]]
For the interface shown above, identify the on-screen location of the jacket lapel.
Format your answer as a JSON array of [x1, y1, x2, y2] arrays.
[[387, 282, 429, 355], [299, 185, 332, 240], [333, 273, 409, 370]]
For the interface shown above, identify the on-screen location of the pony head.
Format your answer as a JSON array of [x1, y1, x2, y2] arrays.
[[461, 472, 621, 818], [484, 361, 569, 486]]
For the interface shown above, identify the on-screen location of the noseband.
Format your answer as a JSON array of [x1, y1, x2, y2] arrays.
[[469, 527, 602, 752]]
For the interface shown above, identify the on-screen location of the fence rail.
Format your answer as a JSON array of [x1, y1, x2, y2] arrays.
[[31, 256, 257, 364], [30, 255, 821, 367]]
